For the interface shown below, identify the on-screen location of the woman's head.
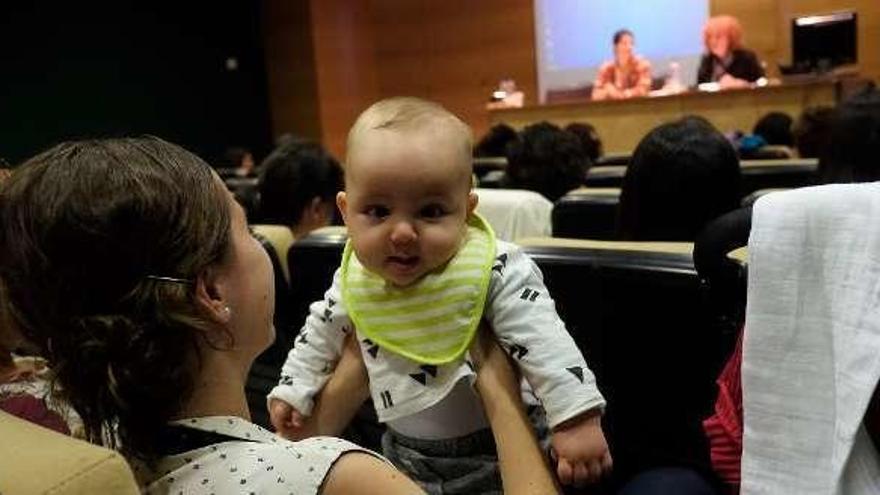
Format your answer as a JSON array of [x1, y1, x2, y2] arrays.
[[613, 29, 635, 62], [819, 88, 880, 184], [753, 112, 794, 147], [506, 122, 590, 202], [565, 122, 603, 163], [258, 140, 343, 234], [0, 137, 274, 460], [474, 123, 519, 158], [618, 118, 742, 241], [703, 15, 743, 59]]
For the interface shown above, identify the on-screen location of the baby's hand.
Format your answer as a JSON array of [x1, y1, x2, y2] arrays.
[[551, 411, 612, 487], [269, 399, 307, 440]]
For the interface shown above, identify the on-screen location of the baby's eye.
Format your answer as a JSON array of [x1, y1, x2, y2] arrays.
[[365, 205, 391, 219], [419, 204, 448, 219]]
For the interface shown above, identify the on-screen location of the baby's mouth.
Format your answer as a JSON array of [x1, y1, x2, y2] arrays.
[[386, 255, 420, 269]]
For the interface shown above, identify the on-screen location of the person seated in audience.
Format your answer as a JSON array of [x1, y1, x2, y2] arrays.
[[618, 117, 742, 241], [793, 105, 835, 159], [269, 97, 610, 492], [565, 122, 604, 163], [0, 137, 420, 494], [752, 112, 793, 148], [485, 78, 525, 109], [0, 136, 559, 495], [818, 86, 880, 184], [697, 15, 765, 89], [703, 88, 880, 494], [592, 29, 652, 101], [258, 139, 343, 238], [505, 121, 591, 202], [473, 123, 519, 158], [219, 146, 256, 178]]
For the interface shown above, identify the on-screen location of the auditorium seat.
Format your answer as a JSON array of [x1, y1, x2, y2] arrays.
[[741, 188, 789, 207], [475, 188, 553, 242], [584, 165, 626, 188], [473, 156, 507, 179], [517, 237, 732, 488], [552, 187, 620, 240], [739, 158, 817, 195], [224, 176, 260, 220], [595, 153, 631, 167], [252, 224, 295, 283], [477, 169, 507, 189]]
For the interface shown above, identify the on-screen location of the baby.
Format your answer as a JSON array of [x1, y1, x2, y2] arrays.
[[269, 97, 610, 491]]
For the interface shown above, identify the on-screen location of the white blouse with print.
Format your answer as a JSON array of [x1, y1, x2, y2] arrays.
[[136, 416, 376, 495]]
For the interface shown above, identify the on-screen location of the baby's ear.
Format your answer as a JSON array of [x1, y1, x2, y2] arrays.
[[467, 191, 479, 215], [336, 191, 349, 225]]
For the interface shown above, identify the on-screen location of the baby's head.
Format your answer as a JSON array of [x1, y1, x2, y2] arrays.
[[338, 97, 476, 287]]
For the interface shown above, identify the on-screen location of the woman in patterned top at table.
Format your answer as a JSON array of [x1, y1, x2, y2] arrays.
[[591, 29, 653, 101]]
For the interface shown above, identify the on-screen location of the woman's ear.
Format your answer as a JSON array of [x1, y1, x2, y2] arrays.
[[194, 266, 232, 326], [336, 191, 349, 225]]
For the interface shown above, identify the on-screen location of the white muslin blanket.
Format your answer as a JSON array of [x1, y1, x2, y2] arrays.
[[742, 183, 880, 494]]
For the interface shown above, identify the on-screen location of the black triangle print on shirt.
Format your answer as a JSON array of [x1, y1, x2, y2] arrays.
[[328, 298, 336, 307], [508, 344, 529, 360], [379, 390, 394, 409], [492, 253, 508, 275], [567, 366, 585, 384], [297, 332, 308, 345], [319, 307, 333, 323], [409, 364, 439, 386], [363, 339, 380, 359]]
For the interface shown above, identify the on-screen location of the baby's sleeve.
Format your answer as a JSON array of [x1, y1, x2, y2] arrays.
[[267, 269, 353, 416], [483, 243, 606, 428]]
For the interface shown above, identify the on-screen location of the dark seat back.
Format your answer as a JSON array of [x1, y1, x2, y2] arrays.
[[519, 239, 729, 485], [585, 165, 626, 188], [739, 158, 818, 195], [552, 188, 620, 240]]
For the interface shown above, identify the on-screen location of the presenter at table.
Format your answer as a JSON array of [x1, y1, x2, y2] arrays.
[[591, 29, 652, 101], [697, 15, 765, 89]]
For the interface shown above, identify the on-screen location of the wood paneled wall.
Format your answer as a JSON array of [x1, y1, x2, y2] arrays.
[[263, 1, 877, 158]]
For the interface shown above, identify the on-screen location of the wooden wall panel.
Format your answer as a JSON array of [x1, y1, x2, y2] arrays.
[[263, 1, 877, 158], [262, 0, 322, 143]]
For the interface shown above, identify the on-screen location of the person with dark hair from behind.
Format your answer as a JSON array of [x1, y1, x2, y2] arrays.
[[793, 105, 835, 159], [565, 122, 604, 163], [818, 86, 880, 184], [258, 140, 343, 238], [752, 112, 793, 147], [592, 29, 652, 101], [473, 123, 519, 158], [505, 121, 591, 202], [618, 117, 742, 241]]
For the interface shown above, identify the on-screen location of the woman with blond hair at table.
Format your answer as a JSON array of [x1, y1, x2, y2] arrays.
[[697, 15, 765, 89]]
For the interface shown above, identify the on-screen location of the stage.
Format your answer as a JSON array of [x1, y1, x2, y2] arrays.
[[488, 78, 845, 152]]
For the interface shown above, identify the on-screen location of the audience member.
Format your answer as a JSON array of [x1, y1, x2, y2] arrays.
[[565, 122, 603, 163], [258, 140, 343, 237], [697, 16, 764, 88], [818, 87, 880, 184], [752, 112, 793, 147], [618, 118, 742, 241], [222, 146, 256, 177], [0, 136, 559, 495], [592, 29, 652, 101], [0, 137, 423, 494], [506, 121, 591, 202], [793, 105, 835, 159], [474, 123, 519, 158]]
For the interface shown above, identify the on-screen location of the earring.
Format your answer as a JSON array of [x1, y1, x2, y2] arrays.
[[224, 306, 231, 315]]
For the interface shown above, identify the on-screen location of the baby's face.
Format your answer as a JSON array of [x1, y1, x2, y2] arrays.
[[339, 130, 475, 287]]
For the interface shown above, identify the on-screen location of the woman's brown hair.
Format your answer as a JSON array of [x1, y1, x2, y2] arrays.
[[0, 137, 231, 461]]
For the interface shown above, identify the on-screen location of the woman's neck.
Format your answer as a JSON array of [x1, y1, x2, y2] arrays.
[[175, 351, 251, 421]]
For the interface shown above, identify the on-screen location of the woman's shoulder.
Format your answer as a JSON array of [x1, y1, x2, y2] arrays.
[[140, 417, 375, 495]]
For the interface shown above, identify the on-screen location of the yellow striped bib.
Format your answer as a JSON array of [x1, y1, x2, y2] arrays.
[[341, 214, 496, 365]]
